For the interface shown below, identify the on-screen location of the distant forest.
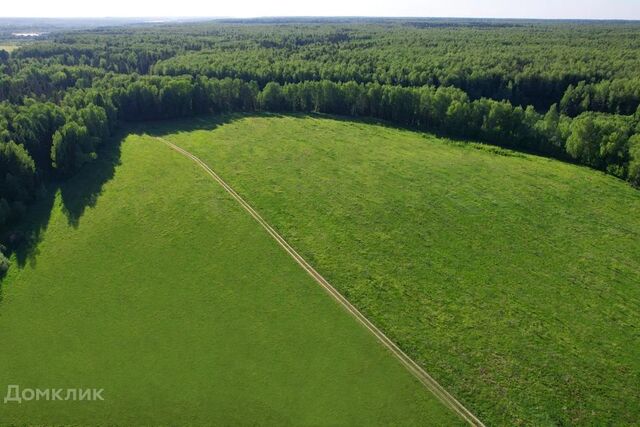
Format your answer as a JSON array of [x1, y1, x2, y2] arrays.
[[1, 19, 640, 267]]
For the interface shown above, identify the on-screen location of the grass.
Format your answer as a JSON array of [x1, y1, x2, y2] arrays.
[[0, 45, 18, 52], [157, 114, 640, 426], [0, 132, 461, 425]]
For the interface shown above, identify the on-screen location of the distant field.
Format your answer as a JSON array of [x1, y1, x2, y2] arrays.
[[0, 133, 460, 425], [156, 114, 640, 426], [0, 44, 18, 52]]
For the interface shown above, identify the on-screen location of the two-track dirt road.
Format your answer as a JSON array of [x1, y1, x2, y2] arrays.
[[156, 136, 485, 427]]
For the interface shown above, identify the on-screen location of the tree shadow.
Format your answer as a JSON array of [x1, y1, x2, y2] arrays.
[[0, 111, 376, 297], [59, 133, 124, 228], [134, 113, 253, 139], [0, 186, 55, 303], [0, 114, 245, 291], [9, 188, 56, 269], [0, 131, 125, 298]]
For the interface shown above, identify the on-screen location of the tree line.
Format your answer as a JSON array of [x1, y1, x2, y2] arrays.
[[7, 21, 640, 113], [2, 74, 639, 242], [560, 78, 640, 117], [2, 20, 640, 267]]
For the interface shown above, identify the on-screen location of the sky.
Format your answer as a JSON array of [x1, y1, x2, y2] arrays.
[[2, 0, 640, 20]]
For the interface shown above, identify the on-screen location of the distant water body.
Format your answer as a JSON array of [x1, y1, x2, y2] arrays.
[[12, 32, 44, 37]]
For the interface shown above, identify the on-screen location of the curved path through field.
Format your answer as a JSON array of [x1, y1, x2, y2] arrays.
[[156, 136, 484, 427]]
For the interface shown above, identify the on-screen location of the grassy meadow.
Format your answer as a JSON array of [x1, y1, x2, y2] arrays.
[[0, 132, 461, 425], [157, 114, 640, 426]]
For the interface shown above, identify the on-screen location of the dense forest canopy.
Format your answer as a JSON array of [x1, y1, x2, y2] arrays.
[[9, 21, 640, 111], [1, 18, 640, 261]]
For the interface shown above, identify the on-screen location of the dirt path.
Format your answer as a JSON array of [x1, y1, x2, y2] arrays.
[[156, 136, 485, 427]]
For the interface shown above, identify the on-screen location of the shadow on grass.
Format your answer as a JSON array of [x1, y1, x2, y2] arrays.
[[0, 132, 126, 299], [0, 110, 471, 296], [58, 113, 249, 226], [0, 114, 245, 294], [147, 111, 538, 160], [60, 134, 123, 228], [130, 112, 256, 139]]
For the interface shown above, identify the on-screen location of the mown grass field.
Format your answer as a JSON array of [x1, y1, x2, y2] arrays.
[[157, 114, 640, 426], [0, 132, 461, 425]]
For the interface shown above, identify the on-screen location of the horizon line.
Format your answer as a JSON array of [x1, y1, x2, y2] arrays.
[[1, 16, 640, 22]]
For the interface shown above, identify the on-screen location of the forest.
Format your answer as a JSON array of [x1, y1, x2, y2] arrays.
[[1, 19, 640, 268]]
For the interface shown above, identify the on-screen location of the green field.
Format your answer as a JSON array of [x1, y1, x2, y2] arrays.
[[0, 132, 461, 425], [153, 114, 640, 426]]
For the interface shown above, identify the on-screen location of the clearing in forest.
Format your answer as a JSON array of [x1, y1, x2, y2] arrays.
[[0, 132, 461, 425], [157, 114, 640, 426]]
